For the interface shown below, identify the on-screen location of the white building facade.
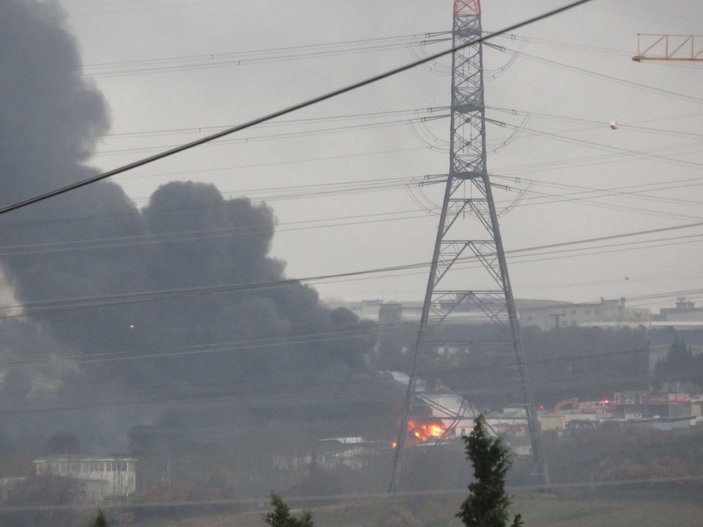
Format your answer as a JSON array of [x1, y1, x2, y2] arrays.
[[34, 456, 136, 502], [519, 298, 650, 331]]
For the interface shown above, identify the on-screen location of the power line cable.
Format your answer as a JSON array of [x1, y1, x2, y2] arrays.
[[500, 46, 703, 104], [7, 164, 701, 259], [492, 140, 703, 177], [0, 0, 594, 216], [494, 172, 703, 210], [0, 354, 663, 416], [0, 296, 667, 370], [0, 228, 698, 335], [488, 119, 703, 172], [82, 32, 451, 78], [492, 179, 703, 222], [488, 105, 703, 139], [2, 145, 431, 222], [0, 364, 681, 422], [0, 209, 430, 258], [92, 113, 449, 158], [100, 106, 449, 140], [1, 223, 701, 321]]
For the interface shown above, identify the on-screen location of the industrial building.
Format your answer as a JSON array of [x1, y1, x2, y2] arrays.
[[33, 456, 137, 503]]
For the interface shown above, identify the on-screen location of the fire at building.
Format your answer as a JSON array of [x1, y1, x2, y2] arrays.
[[407, 419, 450, 444]]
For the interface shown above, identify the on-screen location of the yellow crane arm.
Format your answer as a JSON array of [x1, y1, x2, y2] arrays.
[[633, 34, 703, 62]]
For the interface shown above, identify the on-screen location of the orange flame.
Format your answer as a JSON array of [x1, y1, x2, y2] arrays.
[[407, 419, 447, 443]]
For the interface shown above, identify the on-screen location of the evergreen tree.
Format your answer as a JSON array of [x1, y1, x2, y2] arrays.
[[654, 337, 703, 390], [456, 415, 522, 527], [264, 493, 314, 527], [92, 509, 109, 527]]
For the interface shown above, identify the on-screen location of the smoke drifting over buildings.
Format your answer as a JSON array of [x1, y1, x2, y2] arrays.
[[0, 0, 384, 449]]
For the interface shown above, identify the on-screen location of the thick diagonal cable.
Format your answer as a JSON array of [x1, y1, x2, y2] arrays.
[[0, 0, 593, 216]]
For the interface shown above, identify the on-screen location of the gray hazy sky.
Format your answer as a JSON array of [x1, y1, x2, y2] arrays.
[[54, 0, 702, 309]]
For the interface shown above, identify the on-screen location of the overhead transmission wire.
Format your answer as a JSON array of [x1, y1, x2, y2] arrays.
[[491, 141, 703, 190], [0, 0, 596, 217], [491, 137, 703, 177], [0, 325, 397, 369], [6, 10, 692, 218], [4, 115, 702, 240], [6, 244, 703, 324], [498, 31, 701, 72], [0, 367, 658, 417], [421, 171, 703, 223], [489, 118, 703, 172], [1, 221, 701, 323], [0, 339, 685, 421], [92, 103, 701, 163], [9, 101, 696, 220], [488, 106, 703, 140], [88, 327, 671, 384], [494, 30, 703, 72], [497, 46, 703, 104], [494, 172, 703, 212], [362, 236, 703, 295], [46, 343, 651, 399], [93, 112, 450, 158], [3, 144, 432, 210], [443, 111, 703, 219], [68, 0, 235, 18], [0, 209, 433, 259], [497, 32, 630, 58], [96, 100, 698, 157], [0, 318, 672, 410], [82, 32, 452, 78], [2, 167, 701, 260], [100, 106, 449, 140], [3, 121, 703, 259], [3, 139, 700, 237], [0, 287, 679, 372]]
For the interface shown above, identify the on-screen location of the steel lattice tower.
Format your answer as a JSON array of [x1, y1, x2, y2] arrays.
[[389, 0, 548, 492]]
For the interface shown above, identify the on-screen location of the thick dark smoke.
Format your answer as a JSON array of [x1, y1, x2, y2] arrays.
[[0, 0, 389, 452]]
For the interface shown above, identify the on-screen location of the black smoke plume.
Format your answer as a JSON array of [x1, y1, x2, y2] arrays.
[[0, 0, 392, 453]]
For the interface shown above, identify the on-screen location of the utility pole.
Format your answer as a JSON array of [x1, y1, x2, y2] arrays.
[[389, 0, 548, 493]]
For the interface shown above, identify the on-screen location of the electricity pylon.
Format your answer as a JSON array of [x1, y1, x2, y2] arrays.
[[633, 34, 703, 62], [388, 0, 548, 492]]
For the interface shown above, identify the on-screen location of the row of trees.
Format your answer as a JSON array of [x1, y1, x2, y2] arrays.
[[377, 323, 703, 405]]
